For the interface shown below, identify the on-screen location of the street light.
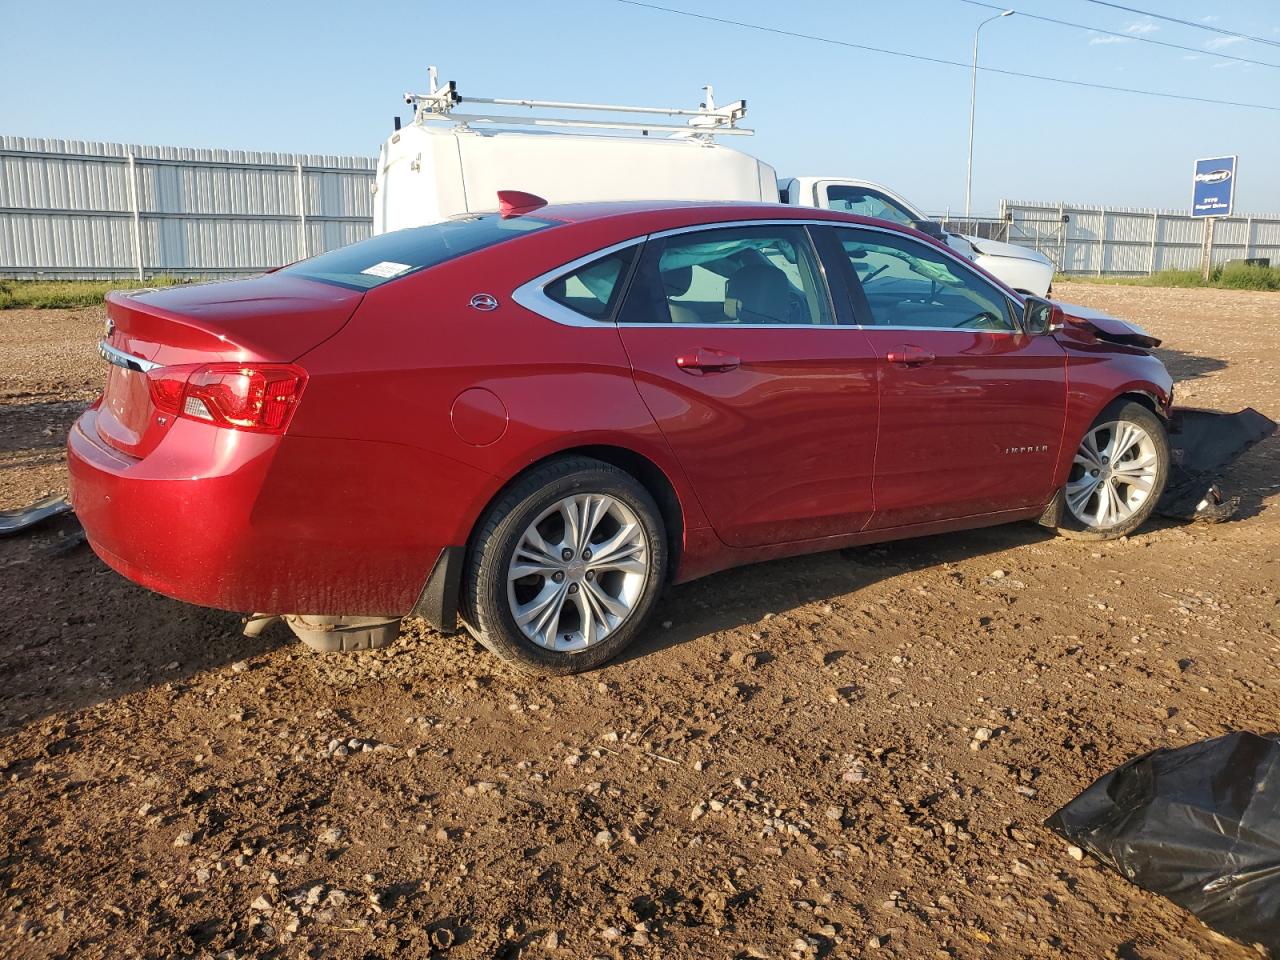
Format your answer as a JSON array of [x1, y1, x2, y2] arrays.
[[964, 9, 1014, 220]]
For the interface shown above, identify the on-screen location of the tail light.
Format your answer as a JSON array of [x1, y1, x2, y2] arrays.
[[146, 363, 307, 433]]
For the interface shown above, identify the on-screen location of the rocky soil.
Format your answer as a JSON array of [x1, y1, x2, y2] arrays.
[[1, 283, 1277, 959]]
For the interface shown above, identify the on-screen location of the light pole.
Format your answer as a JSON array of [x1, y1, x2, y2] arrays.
[[965, 9, 1014, 220]]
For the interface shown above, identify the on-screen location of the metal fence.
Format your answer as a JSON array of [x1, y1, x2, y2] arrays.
[[0, 136, 375, 279], [995, 200, 1280, 276], [7, 137, 1278, 281]]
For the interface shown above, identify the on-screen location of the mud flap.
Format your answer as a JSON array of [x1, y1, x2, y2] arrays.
[[1158, 407, 1276, 522], [409, 546, 465, 634]]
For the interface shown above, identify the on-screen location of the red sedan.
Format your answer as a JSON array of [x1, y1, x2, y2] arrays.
[[68, 200, 1173, 673]]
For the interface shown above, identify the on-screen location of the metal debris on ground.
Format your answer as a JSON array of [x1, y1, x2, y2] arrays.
[[0, 494, 74, 537]]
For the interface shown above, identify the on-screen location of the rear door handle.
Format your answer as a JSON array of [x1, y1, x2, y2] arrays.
[[885, 344, 936, 366], [675, 347, 741, 374]]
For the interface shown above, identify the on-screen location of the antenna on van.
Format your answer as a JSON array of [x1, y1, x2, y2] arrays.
[[402, 67, 751, 141]]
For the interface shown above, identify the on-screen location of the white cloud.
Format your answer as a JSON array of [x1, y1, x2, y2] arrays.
[[1182, 54, 1201, 61], [1089, 34, 1131, 45], [1123, 19, 1158, 35], [1205, 36, 1244, 50], [1200, 16, 1219, 24]]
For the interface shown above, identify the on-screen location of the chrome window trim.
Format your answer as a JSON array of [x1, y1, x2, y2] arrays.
[[513, 217, 1027, 333], [98, 339, 160, 373], [511, 238, 646, 328]]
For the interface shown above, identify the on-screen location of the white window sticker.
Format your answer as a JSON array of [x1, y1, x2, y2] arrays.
[[361, 261, 412, 279]]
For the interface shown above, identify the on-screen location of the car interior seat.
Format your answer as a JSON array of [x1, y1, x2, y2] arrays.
[[661, 266, 701, 324], [725, 263, 793, 324]]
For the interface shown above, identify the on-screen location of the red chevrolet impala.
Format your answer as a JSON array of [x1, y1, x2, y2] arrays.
[[68, 200, 1172, 673]]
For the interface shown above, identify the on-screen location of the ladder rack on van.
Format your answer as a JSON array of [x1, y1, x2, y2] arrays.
[[403, 66, 752, 139]]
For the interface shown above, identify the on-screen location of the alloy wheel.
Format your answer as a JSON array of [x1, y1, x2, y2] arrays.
[[1065, 419, 1159, 530], [506, 494, 650, 652]]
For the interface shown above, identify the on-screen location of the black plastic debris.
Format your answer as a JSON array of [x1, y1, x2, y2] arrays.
[[1047, 732, 1280, 953], [1158, 407, 1276, 522], [0, 494, 73, 537]]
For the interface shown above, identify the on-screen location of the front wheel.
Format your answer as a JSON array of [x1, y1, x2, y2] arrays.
[[1056, 399, 1169, 541], [462, 457, 667, 675]]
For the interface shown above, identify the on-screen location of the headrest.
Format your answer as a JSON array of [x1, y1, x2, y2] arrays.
[[661, 266, 693, 297], [725, 263, 791, 324]]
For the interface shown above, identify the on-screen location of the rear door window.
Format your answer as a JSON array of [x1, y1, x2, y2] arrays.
[[281, 214, 558, 290], [619, 225, 834, 326]]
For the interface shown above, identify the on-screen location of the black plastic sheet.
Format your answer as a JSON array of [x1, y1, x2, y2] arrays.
[[1158, 407, 1276, 522], [1047, 732, 1280, 953]]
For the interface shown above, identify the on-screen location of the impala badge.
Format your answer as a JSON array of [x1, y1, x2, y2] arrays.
[[469, 293, 499, 312], [1005, 445, 1049, 455]]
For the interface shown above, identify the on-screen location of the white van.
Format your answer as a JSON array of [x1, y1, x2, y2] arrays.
[[374, 72, 1053, 296]]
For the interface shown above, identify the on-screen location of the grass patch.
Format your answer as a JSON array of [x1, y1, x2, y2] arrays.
[[0, 277, 191, 309], [1217, 262, 1280, 291], [1064, 266, 1280, 291]]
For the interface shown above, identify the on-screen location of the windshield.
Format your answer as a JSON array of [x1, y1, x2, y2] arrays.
[[281, 214, 558, 290], [823, 185, 920, 228]]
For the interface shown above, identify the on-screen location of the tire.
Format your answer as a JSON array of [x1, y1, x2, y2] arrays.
[[462, 456, 667, 675], [1056, 399, 1169, 541]]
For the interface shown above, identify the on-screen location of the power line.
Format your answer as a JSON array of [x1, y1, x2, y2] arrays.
[[957, 0, 1280, 69], [613, 0, 1280, 113], [1076, 0, 1280, 50]]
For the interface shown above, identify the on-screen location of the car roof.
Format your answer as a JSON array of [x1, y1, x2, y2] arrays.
[[505, 199, 951, 258], [532, 199, 883, 229]]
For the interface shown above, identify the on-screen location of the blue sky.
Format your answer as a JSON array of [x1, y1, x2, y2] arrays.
[[2, 0, 1277, 215]]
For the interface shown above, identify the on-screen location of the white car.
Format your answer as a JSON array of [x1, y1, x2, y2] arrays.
[[781, 177, 1055, 297]]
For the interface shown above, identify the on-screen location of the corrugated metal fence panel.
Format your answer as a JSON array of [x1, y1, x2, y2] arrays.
[[0, 136, 375, 279], [1004, 200, 1280, 275]]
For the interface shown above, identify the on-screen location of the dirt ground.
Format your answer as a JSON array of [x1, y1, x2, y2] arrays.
[[1, 282, 1278, 960]]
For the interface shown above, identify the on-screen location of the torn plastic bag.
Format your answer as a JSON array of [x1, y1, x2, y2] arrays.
[[1046, 732, 1280, 953], [1158, 407, 1276, 522], [0, 494, 73, 537]]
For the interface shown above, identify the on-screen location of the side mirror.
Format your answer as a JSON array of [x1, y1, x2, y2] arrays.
[[1022, 296, 1064, 336], [912, 219, 946, 240]]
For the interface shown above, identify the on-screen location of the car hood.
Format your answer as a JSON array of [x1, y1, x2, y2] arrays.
[[961, 235, 1052, 265], [1055, 301, 1161, 349]]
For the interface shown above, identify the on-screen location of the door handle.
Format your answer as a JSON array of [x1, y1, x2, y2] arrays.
[[885, 345, 936, 366], [675, 347, 741, 374]]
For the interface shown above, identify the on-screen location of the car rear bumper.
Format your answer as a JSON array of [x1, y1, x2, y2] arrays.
[[67, 409, 489, 617]]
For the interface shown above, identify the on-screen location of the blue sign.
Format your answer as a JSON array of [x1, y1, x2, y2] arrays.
[[1192, 156, 1237, 218]]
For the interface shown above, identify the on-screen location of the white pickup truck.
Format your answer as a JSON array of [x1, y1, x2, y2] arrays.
[[373, 74, 1054, 296], [780, 177, 1053, 296]]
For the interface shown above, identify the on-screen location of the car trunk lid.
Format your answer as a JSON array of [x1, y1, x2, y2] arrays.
[[96, 274, 362, 458]]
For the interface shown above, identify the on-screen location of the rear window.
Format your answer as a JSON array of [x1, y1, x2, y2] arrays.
[[280, 214, 558, 290]]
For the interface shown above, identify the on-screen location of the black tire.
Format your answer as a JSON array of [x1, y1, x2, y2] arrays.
[[1056, 399, 1169, 541], [461, 456, 667, 675]]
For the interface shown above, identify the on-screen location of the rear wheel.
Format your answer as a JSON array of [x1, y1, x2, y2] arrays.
[[1056, 399, 1168, 541], [462, 457, 667, 674]]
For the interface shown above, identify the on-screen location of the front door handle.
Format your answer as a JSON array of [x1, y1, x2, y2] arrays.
[[675, 347, 741, 374], [885, 344, 936, 366]]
